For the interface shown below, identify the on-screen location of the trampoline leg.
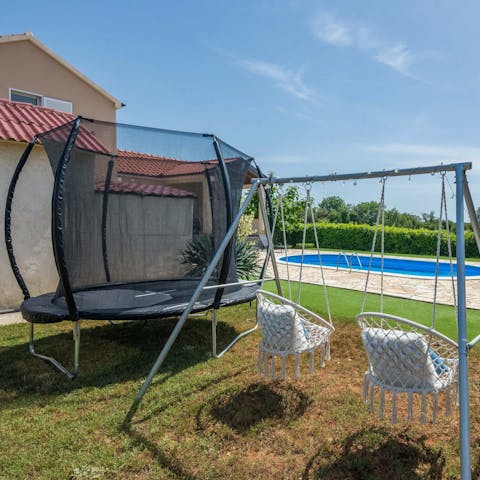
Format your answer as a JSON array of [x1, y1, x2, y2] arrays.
[[211, 309, 258, 359], [29, 322, 80, 380]]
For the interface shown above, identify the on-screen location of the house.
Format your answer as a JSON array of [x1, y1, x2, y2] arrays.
[[0, 32, 123, 309], [0, 32, 123, 120]]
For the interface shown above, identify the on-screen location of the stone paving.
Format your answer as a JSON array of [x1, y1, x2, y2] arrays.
[[262, 250, 480, 310], [0, 311, 24, 326]]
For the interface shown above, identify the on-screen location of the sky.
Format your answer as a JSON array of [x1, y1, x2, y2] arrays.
[[2, 0, 480, 217]]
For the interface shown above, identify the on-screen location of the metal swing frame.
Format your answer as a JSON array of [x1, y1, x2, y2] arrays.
[[131, 161, 479, 479]]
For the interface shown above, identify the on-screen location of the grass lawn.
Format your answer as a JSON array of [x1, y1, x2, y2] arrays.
[[1, 285, 480, 479]]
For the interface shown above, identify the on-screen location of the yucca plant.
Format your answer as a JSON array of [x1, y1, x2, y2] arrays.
[[180, 235, 259, 280], [235, 238, 260, 280], [180, 235, 216, 277]]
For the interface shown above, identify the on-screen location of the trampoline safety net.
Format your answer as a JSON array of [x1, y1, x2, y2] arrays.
[[20, 118, 256, 321]]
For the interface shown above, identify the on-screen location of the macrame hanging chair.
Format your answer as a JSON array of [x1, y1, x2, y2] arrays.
[[357, 175, 459, 424], [257, 183, 334, 379]]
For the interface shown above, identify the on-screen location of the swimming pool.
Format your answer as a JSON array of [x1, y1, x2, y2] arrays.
[[278, 253, 480, 278]]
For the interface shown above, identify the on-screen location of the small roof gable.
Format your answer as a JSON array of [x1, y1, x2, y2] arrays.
[[94, 180, 196, 198], [0, 33, 123, 109], [117, 150, 210, 177]]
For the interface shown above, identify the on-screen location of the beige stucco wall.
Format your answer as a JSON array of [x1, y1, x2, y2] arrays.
[[0, 140, 58, 309], [119, 173, 213, 234], [104, 194, 194, 281], [0, 40, 116, 122]]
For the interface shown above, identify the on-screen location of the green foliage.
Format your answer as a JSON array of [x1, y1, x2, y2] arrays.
[[315, 196, 424, 229], [180, 235, 216, 276], [278, 222, 480, 258], [244, 184, 307, 226], [272, 185, 307, 228], [180, 235, 259, 279], [237, 212, 255, 240], [235, 238, 260, 280], [295, 243, 315, 249]]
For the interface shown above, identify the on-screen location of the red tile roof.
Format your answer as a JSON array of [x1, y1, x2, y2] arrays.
[[117, 149, 217, 178], [94, 180, 195, 198], [0, 99, 256, 182], [0, 98, 108, 153]]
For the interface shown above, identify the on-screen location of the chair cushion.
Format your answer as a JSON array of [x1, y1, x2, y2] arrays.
[[361, 328, 443, 390], [258, 299, 309, 352], [429, 348, 450, 375]]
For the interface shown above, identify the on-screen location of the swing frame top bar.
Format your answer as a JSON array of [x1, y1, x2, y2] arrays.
[[257, 162, 472, 186]]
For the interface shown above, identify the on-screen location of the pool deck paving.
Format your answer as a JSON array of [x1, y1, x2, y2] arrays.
[[262, 249, 480, 310]]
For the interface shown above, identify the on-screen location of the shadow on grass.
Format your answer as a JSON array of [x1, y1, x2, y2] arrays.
[[0, 317, 239, 401], [121, 368, 249, 480], [196, 381, 310, 434], [303, 427, 446, 480]]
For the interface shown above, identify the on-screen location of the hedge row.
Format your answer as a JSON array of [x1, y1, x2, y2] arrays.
[[274, 222, 479, 258]]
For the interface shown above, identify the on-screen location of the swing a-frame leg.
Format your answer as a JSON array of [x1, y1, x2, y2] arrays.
[[28, 321, 80, 380]]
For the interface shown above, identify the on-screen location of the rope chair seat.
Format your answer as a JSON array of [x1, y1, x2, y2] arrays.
[[257, 290, 334, 379], [357, 312, 459, 423]]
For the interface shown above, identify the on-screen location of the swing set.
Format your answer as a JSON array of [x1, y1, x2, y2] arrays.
[[130, 160, 480, 479]]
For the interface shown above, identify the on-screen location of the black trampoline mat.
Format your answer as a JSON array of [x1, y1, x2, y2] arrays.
[[21, 280, 259, 323], [73, 288, 173, 309]]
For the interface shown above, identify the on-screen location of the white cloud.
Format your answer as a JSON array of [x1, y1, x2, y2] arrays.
[[310, 11, 416, 77], [237, 59, 317, 101], [310, 12, 353, 47], [375, 44, 414, 76]]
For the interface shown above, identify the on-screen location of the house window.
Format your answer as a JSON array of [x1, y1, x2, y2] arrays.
[[9, 89, 73, 113], [9, 89, 41, 106]]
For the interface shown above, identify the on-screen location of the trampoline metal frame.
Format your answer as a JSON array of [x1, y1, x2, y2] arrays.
[[211, 309, 258, 359], [29, 321, 80, 380]]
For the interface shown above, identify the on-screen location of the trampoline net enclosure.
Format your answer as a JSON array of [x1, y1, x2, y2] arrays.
[[15, 118, 256, 321]]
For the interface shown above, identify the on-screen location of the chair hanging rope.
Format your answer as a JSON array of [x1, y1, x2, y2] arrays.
[[361, 177, 386, 313], [278, 186, 293, 301]]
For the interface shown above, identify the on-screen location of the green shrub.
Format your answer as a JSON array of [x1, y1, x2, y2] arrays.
[[180, 235, 260, 279], [275, 222, 479, 258], [180, 235, 215, 276], [235, 238, 260, 279], [294, 243, 315, 249]]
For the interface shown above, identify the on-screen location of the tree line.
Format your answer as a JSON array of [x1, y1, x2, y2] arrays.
[[246, 185, 463, 230]]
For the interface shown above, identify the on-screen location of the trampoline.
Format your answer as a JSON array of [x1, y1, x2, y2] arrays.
[[5, 117, 263, 377]]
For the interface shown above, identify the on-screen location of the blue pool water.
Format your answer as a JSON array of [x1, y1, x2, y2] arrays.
[[279, 254, 480, 278]]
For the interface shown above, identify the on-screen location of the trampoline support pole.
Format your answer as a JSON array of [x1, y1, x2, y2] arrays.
[[211, 309, 258, 359], [130, 180, 260, 412], [29, 321, 80, 380]]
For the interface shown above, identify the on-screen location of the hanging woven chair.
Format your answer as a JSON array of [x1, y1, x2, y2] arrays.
[[357, 312, 458, 423], [255, 183, 334, 379], [257, 290, 334, 379]]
